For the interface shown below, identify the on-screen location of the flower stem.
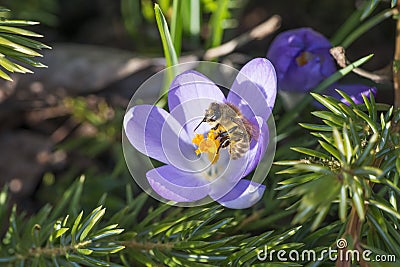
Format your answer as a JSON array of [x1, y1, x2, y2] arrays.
[[393, 6, 400, 109], [335, 206, 367, 267], [336, 153, 384, 267]]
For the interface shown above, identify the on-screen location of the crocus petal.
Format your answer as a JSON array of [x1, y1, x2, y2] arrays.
[[281, 49, 336, 92], [325, 84, 377, 105], [124, 105, 194, 167], [267, 28, 332, 78], [267, 28, 336, 92], [267, 30, 305, 81], [227, 58, 277, 121], [208, 151, 250, 201], [168, 70, 226, 131], [242, 116, 269, 177], [215, 180, 266, 209], [147, 165, 210, 202]]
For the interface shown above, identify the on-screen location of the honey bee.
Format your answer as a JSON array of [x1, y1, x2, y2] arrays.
[[194, 102, 258, 160]]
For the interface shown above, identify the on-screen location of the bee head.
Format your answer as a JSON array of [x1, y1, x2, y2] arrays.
[[194, 102, 221, 132], [204, 102, 221, 126]]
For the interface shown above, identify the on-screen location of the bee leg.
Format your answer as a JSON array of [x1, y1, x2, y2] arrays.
[[216, 136, 230, 155], [212, 123, 220, 131], [218, 131, 228, 138]]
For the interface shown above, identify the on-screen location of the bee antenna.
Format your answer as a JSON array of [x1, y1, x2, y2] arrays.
[[194, 118, 205, 132]]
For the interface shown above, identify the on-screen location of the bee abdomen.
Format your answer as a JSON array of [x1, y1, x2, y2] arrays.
[[229, 141, 250, 160]]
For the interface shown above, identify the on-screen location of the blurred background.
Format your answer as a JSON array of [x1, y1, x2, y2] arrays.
[[0, 0, 394, 214]]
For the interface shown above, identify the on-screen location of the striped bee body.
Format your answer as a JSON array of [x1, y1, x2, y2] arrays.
[[195, 102, 258, 160]]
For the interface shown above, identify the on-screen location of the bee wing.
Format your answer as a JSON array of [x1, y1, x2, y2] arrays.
[[231, 117, 259, 142], [230, 116, 245, 127]]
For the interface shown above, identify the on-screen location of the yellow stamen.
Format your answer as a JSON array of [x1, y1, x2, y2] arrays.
[[192, 133, 204, 146], [192, 130, 220, 164], [296, 51, 313, 66]]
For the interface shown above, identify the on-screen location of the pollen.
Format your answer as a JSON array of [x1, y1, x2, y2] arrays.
[[192, 130, 220, 164], [192, 133, 204, 146], [296, 51, 314, 66]]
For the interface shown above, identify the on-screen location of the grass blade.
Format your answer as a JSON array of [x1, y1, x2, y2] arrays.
[[170, 0, 182, 56], [154, 3, 178, 67]]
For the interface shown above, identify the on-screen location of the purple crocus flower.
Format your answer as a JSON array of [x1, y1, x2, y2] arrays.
[[267, 27, 377, 105], [123, 58, 277, 209], [267, 27, 336, 93]]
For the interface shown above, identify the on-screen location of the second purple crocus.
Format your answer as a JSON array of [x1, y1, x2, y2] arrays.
[[267, 27, 336, 93], [267, 27, 376, 104]]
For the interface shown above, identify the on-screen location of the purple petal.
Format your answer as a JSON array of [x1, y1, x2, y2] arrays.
[[227, 58, 277, 121], [168, 70, 226, 131], [124, 105, 194, 168], [267, 32, 303, 81], [208, 150, 251, 201], [147, 165, 210, 202], [267, 28, 336, 92], [298, 28, 332, 50], [215, 180, 266, 209], [242, 116, 269, 177], [326, 84, 377, 105], [267, 28, 332, 78], [280, 49, 336, 92]]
